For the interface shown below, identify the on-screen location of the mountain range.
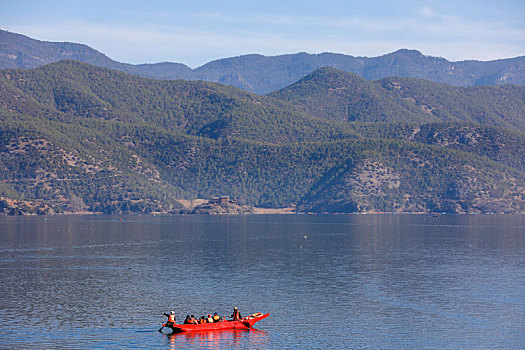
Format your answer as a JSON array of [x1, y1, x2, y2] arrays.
[[1, 29, 524, 94], [0, 60, 524, 215]]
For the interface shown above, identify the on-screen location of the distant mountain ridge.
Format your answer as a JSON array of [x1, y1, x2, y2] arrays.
[[1, 29, 524, 94], [0, 29, 194, 79]]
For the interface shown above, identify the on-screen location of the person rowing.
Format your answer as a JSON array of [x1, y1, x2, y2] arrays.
[[158, 311, 176, 332]]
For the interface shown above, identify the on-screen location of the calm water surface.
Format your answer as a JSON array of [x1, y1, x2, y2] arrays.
[[0, 214, 524, 349]]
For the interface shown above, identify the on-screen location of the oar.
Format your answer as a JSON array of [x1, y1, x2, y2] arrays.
[[158, 311, 172, 332]]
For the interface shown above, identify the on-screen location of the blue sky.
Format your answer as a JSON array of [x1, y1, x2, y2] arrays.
[[1, 0, 524, 67]]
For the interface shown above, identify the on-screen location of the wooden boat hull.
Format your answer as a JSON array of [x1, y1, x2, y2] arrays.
[[167, 313, 269, 333]]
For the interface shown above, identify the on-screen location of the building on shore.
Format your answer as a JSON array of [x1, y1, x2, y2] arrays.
[[208, 196, 236, 206]]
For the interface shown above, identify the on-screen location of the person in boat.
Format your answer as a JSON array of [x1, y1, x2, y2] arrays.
[[184, 315, 191, 324], [190, 315, 198, 324], [230, 307, 242, 321], [207, 314, 214, 323], [199, 316, 206, 324], [159, 311, 176, 332], [213, 312, 221, 322], [164, 311, 176, 326]]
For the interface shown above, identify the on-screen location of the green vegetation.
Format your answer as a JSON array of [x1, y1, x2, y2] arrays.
[[0, 61, 524, 214], [379, 77, 525, 131], [0, 61, 363, 143], [268, 68, 435, 123], [270, 67, 525, 131]]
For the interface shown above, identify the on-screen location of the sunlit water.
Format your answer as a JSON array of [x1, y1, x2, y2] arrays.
[[0, 214, 524, 349]]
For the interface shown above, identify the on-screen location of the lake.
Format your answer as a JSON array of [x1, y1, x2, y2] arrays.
[[0, 214, 524, 349]]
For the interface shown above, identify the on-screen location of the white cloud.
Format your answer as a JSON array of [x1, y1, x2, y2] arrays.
[[420, 6, 437, 17]]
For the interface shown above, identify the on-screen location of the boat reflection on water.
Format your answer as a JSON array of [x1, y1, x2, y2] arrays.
[[164, 328, 268, 349]]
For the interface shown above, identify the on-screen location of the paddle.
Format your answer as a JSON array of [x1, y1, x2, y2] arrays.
[[158, 324, 165, 332]]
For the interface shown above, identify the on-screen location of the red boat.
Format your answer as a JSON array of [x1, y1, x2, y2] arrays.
[[164, 313, 269, 333]]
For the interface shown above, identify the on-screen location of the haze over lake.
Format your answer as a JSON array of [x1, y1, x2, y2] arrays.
[[1, 214, 524, 349]]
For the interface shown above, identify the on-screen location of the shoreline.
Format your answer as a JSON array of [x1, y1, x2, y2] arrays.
[[2, 211, 524, 216], [2, 196, 522, 216]]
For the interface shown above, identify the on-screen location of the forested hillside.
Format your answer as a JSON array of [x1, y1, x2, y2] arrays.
[[268, 68, 435, 123], [269, 67, 525, 131], [0, 61, 524, 214], [0, 61, 360, 143]]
